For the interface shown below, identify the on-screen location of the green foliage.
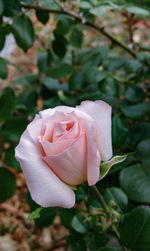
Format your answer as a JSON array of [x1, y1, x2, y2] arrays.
[[0, 168, 16, 202], [13, 14, 35, 51], [120, 207, 150, 251], [1, 0, 150, 249]]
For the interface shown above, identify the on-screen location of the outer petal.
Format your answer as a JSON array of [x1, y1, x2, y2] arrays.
[[77, 100, 112, 161], [15, 123, 75, 208], [43, 134, 87, 186]]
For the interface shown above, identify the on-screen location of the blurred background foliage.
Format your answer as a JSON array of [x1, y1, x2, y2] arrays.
[[0, 0, 150, 250]]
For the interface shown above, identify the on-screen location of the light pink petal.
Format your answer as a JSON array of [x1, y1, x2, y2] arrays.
[[70, 110, 100, 186], [77, 100, 112, 161], [40, 138, 74, 155], [15, 130, 75, 208], [54, 120, 80, 142], [40, 106, 74, 119], [43, 134, 87, 186]]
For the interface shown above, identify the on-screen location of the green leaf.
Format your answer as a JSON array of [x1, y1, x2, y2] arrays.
[[126, 6, 149, 16], [38, 0, 61, 10], [100, 155, 127, 180], [124, 86, 145, 103], [88, 232, 109, 251], [100, 78, 119, 96], [3, 0, 21, 17], [60, 208, 77, 229], [70, 27, 83, 48], [35, 207, 56, 228], [85, 67, 106, 83], [52, 33, 67, 57], [14, 74, 38, 86], [104, 187, 128, 212], [0, 168, 16, 202], [75, 1, 92, 9], [42, 77, 61, 92], [137, 138, 150, 164], [69, 71, 85, 90], [120, 164, 150, 203], [36, 9, 49, 24], [71, 215, 87, 234], [13, 14, 35, 51], [50, 63, 74, 79], [5, 145, 21, 170], [17, 89, 37, 110], [1, 117, 28, 142], [120, 102, 149, 119], [75, 186, 86, 203], [90, 6, 108, 16], [0, 88, 15, 121], [129, 122, 150, 146], [56, 17, 71, 35], [0, 57, 8, 79], [112, 115, 128, 148], [120, 207, 150, 251], [67, 234, 86, 251], [0, 27, 6, 51], [28, 207, 43, 220], [0, 0, 4, 16]]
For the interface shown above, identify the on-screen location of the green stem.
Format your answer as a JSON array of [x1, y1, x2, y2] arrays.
[[21, 3, 137, 58], [91, 185, 108, 215]]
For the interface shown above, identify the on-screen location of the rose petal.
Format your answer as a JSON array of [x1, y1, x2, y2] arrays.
[[77, 100, 112, 161], [43, 134, 87, 185], [71, 110, 100, 186], [40, 138, 74, 155], [15, 129, 75, 208]]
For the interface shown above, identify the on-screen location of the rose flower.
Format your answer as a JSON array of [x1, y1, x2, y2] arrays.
[[15, 100, 112, 208]]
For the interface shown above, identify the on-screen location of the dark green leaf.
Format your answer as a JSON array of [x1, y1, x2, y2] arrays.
[[70, 27, 83, 48], [88, 233, 109, 251], [71, 215, 87, 234], [85, 67, 106, 83], [124, 86, 145, 103], [112, 115, 128, 148], [17, 89, 37, 110], [120, 164, 150, 203], [5, 145, 21, 170], [0, 57, 8, 79], [14, 74, 38, 86], [56, 17, 71, 35], [59, 208, 76, 229], [50, 63, 74, 79], [0, 27, 6, 51], [0, 0, 4, 15], [120, 207, 150, 251], [36, 9, 49, 24], [13, 14, 35, 51], [3, 0, 21, 17], [104, 187, 128, 212], [67, 234, 86, 251], [38, 0, 61, 10], [0, 88, 15, 121], [100, 78, 119, 96], [129, 122, 150, 146], [69, 71, 85, 90], [120, 102, 149, 119], [75, 186, 86, 203], [137, 138, 150, 164], [0, 168, 16, 202], [52, 33, 67, 58], [1, 117, 28, 142]]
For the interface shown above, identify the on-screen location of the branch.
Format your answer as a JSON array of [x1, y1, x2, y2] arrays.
[[91, 185, 108, 215], [21, 3, 137, 58]]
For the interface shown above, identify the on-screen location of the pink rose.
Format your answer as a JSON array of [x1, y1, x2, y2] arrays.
[[15, 100, 112, 208]]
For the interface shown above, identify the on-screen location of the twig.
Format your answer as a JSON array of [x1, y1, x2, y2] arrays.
[[91, 185, 108, 215], [21, 3, 137, 58]]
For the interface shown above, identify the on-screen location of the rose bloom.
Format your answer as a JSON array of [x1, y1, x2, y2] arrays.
[[15, 100, 112, 208]]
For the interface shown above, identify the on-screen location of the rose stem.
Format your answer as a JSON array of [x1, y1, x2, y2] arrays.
[[91, 185, 108, 215]]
